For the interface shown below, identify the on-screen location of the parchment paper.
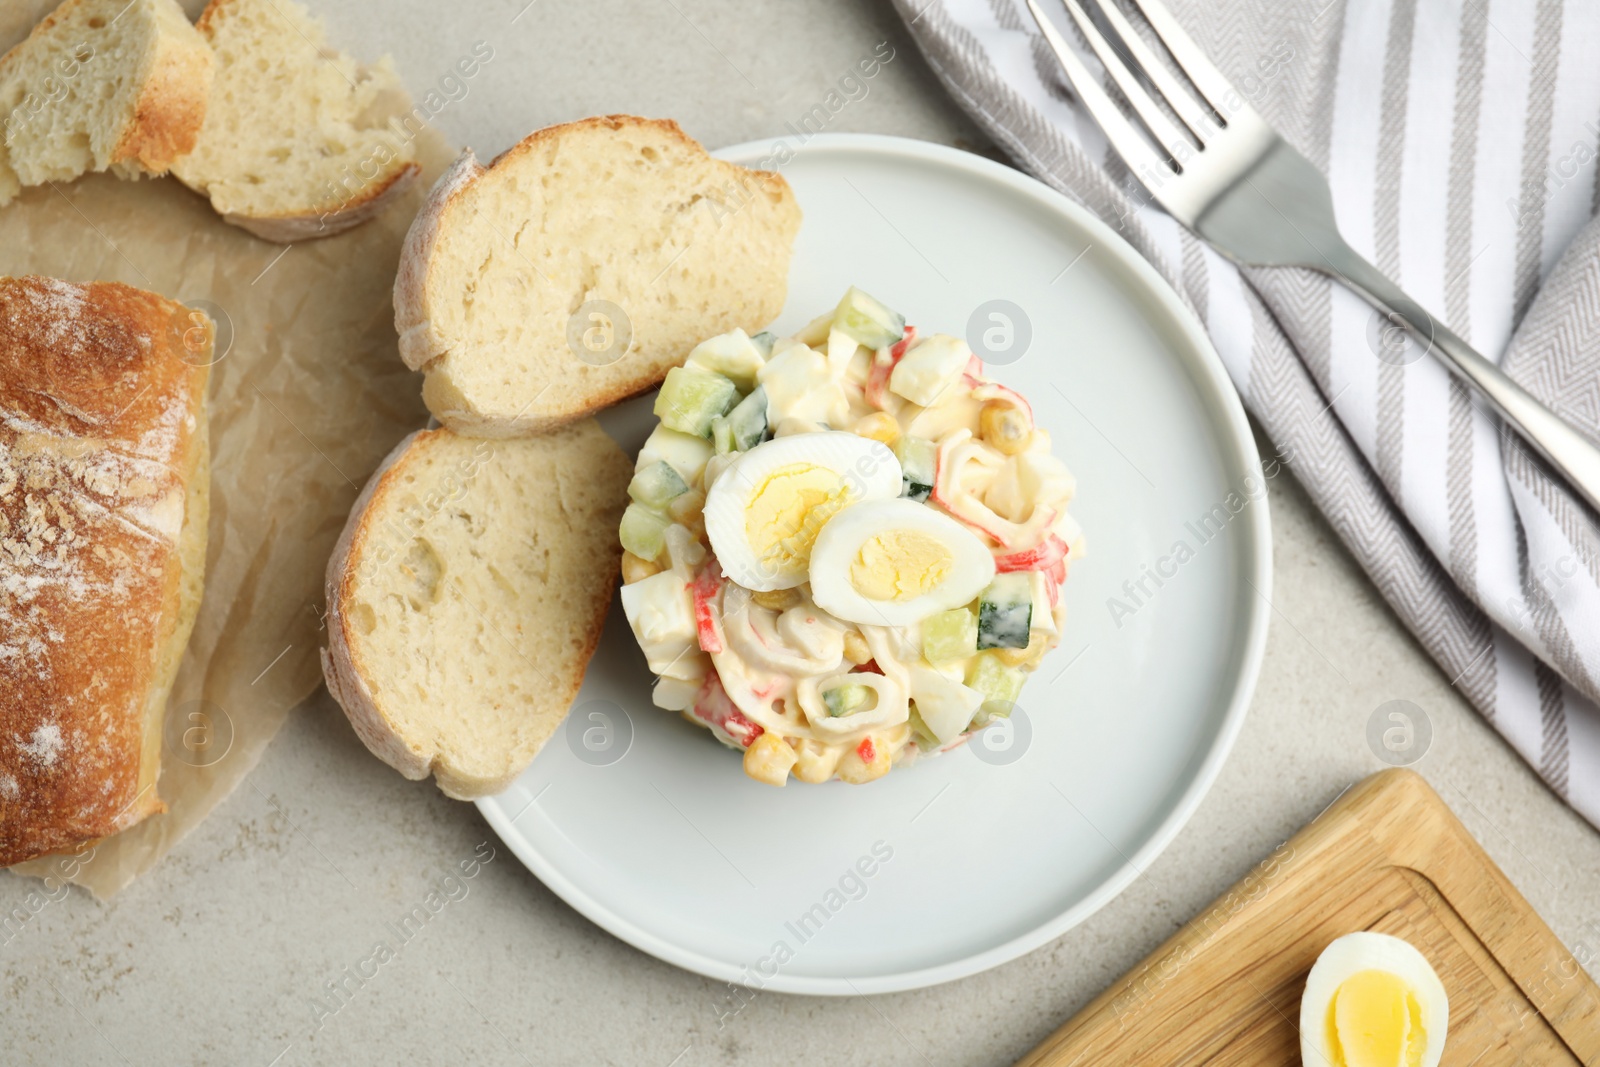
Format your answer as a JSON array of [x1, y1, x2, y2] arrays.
[[1, 7, 454, 896]]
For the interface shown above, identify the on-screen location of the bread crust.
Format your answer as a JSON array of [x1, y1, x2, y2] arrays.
[[394, 114, 798, 436], [111, 0, 215, 173], [321, 425, 627, 799], [320, 429, 433, 782], [416, 344, 675, 440], [193, 0, 235, 34], [221, 162, 420, 244], [394, 149, 482, 373], [0, 277, 210, 867], [177, 0, 418, 243], [0, 0, 214, 180]]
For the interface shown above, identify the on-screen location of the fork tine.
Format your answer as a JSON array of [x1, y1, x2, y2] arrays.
[[1024, 0, 1172, 185], [1123, 0, 1237, 120], [1088, 0, 1219, 139], [1056, 0, 1191, 161]]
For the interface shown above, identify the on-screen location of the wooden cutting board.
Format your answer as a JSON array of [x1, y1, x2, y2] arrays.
[[1017, 769, 1600, 1066]]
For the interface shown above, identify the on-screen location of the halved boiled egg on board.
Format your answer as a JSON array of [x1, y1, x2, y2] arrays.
[[1300, 931, 1449, 1067], [809, 498, 997, 627], [703, 432, 902, 591]]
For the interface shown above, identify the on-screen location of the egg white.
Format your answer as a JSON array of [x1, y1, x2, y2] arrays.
[[809, 498, 996, 627], [704, 432, 902, 591], [1299, 931, 1449, 1067]]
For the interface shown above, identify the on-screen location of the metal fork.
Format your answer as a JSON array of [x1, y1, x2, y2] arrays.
[[1026, 0, 1600, 513]]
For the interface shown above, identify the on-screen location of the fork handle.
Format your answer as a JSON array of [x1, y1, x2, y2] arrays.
[[1323, 246, 1600, 514]]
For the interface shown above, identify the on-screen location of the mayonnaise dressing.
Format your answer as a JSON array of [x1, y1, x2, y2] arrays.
[[619, 299, 1084, 786]]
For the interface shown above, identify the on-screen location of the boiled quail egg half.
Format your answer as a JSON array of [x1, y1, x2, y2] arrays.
[[808, 498, 997, 627], [1299, 931, 1449, 1067]]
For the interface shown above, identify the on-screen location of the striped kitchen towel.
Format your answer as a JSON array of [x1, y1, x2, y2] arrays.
[[891, 0, 1600, 828]]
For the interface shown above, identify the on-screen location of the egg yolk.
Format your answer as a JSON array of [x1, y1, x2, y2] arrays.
[[849, 529, 954, 602], [748, 463, 853, 574], [1326, 969, 1426, 1067]]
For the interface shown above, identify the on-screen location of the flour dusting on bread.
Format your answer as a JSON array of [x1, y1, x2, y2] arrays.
[[0, 276, 210, 866]]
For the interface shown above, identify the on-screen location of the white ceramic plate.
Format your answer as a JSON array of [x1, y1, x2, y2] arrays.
[[478, 134, 1270, 995]]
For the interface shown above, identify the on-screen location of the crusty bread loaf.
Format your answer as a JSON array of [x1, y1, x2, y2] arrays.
[[395, 115, 800, 437], [0, 276, 211, 867], [321, 421, 632, 799], [171, 0, 419, 242], [0, 0, 213, 207]]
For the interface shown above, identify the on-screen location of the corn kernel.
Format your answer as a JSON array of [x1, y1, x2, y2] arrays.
[[854, 411, 900, 445], [751, 587, 801, 612], [668, 488, 707, 539], [743, 733, 797, 786], [835, 734, 892, 783], [842, 630, 871, 665], [980, 401, 1032, 456], [994, 632, 1050, 667], [621, 550, 663, 584], [794, 740, 841, 784]]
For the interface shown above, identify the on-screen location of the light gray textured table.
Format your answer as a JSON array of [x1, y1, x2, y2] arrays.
[[4, 1, 1599, 1064]]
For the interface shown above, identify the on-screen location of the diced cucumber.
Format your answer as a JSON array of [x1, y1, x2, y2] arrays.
[[750, 331, 777, 358], [907, 705, 941, 752], [654, 366, 738, 439], [977, 573, 1032, 649], [711, 416, 736, 455], [725, 386, 769, 451], [922, 608, 978, 664], [823, 683, 872, 717], [619, 503, 671, 561], [967, 653, 1025, 726], [832, 286, 906, 350], [895, 435, 937, 502], [628, 461, 689, 508], [637, 425, 713, 484], [971, 704, 1008, 730], [685, 329, 766, 392]]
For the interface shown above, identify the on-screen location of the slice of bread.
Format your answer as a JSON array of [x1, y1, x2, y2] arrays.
[[0, 0, 213, 207], [321, 421, 632, 799], [170, 0, 419, 243], [395, 115, 801, 437]]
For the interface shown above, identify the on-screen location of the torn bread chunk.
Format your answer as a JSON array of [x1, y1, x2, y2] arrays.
[[171, 0, 419, 242], [0, 0, 213, 206]]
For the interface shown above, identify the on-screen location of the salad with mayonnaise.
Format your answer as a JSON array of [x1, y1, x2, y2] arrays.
[[619, 287, 1083, 786]]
